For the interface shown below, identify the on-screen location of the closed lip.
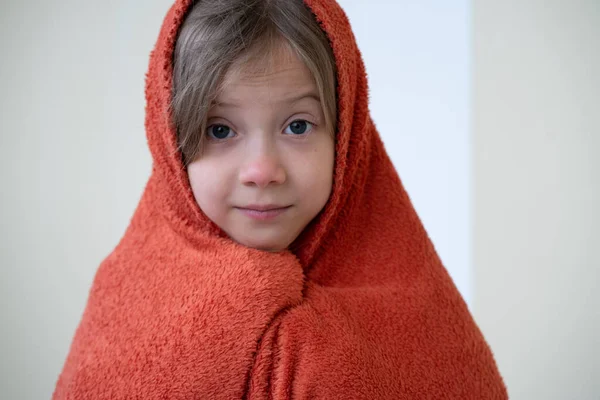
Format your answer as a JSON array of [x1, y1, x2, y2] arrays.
[[236, 204, 291, 211]]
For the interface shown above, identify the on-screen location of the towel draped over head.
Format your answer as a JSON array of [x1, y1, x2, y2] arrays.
[[53, 0, 507, 398]]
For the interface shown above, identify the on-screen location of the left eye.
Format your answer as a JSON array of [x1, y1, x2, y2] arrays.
[[284, 120, 313, 135]]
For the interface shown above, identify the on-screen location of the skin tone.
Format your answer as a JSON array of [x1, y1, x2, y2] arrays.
[[187, 42, 335, 252]]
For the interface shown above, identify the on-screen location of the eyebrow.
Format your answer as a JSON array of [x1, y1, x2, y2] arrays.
[[211, 91, 321, 108]]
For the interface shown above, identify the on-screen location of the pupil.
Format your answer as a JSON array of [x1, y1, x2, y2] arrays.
[[212, 125, 230, 139], [290, 121, 307, 134]]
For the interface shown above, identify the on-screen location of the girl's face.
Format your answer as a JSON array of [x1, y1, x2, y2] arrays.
[[187, 45, 335, 252]]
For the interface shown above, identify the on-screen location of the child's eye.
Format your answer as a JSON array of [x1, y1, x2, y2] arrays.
[[284, 120, 314, 135], [207, 124, 236, 140]]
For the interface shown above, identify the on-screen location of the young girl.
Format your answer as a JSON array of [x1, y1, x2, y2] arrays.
[[53, 0, 507, 398]]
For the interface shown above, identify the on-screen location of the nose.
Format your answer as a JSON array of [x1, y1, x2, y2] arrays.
[[238, 143, 286, 188]]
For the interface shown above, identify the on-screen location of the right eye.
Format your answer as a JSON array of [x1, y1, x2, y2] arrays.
[[207, 124, 236, 140]]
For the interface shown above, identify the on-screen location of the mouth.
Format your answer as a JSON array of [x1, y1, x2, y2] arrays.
[[235, 205, 292, 221]]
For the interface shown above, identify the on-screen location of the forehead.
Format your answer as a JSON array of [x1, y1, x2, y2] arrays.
[[216, 42, 317, 102]]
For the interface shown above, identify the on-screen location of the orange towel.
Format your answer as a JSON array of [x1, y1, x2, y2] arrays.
[[53, 0, 507, 398]]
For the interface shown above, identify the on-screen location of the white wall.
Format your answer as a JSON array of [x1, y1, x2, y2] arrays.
[[338, 0, 472, 302], [0, 1, 470, 399], [473, 0, 600, 399], [0, 2, 162, 399]]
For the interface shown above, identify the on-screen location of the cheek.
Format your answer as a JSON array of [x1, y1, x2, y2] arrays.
[[187, 159, 232, 214], [292, 139, 335, 205]]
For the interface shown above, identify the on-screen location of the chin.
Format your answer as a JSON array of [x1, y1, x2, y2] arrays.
[[237, 234, 290, 253], [248, 240, 288, 253]]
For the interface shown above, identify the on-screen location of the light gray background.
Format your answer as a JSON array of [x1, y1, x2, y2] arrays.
[[472, 1, 599, 398], [1, 0, 598, 399]]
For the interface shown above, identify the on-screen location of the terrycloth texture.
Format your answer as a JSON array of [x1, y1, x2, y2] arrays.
[[53, 0, 507, 398]]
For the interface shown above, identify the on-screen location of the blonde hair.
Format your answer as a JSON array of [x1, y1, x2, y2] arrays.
[[171, 0, 338, 166]]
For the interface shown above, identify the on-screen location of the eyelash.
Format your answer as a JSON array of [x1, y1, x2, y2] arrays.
[[206, 119, 315, 141]]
